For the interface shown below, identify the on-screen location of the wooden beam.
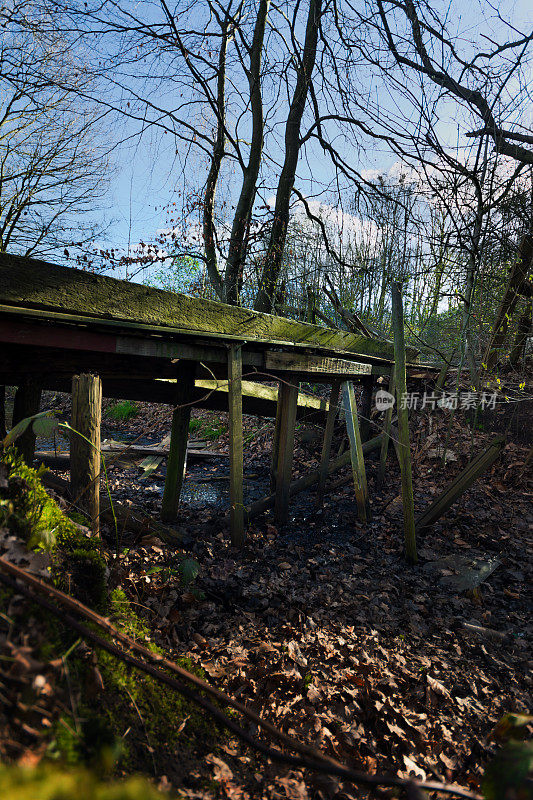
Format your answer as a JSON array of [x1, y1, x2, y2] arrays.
[[161, 361, 196, 523], [274, 381, 299, 525], [415, 437, 505, 532], [12, 377, 42, 465], [391, 283, 417, 563], [341, 381, 369, 523], [193, 378, 328, 412], [228, 346, 245, 547], [316, 380, 341, 507], [265, 351, 372, 376], [70, 373, 102, 535]]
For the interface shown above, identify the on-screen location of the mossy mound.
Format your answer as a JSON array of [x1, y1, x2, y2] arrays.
[[0, 448, 224, 780], [0, 764, 175, 799], [1, 448, 107, 609]]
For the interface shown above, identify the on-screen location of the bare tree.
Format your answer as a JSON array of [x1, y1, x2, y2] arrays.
[[0, 4, 112, 259]]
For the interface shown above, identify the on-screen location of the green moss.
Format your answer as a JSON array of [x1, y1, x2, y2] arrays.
[[0, 763, 176, 799], [87, 589, 222, 773], [1, 448, 107, 609]]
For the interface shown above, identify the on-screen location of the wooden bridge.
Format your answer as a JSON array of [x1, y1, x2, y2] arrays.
[[0, 253, 429, 544]]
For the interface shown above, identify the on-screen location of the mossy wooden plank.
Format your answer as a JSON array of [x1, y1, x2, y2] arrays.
[[0, 253, 417, 361], [193, 378, 328, 410]]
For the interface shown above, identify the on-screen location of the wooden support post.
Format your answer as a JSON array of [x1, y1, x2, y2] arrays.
[[415, 437, 504, 532], [341, 381, 369, 523], [245, 434, 383, 521], [274, 381, 299, 526], [270, 397, 283, 493], [71, 373, 102, 535], [391, 283, 417, 563], [359, 376, 373, 443], [379, 370, 396, 482], [161, 360, 196, 523], [316, 380, 341, 507], [12, 377, 42, 464], [228, 346, 245, 546]]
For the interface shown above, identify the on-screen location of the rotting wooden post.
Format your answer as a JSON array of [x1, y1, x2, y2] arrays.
[[71, 373, 102, 535], [341, 380, 369, 523], [359, 376, 373, 443], [274, 380, 299, 526], [379, 370, 396, 482], [228, 345, 245, 546], [12, 377, 42, 465], [316, 380, 341, 507], [270, 397, 283, 493], [391, 282, 417, 563], [161, 360, 196, 524]]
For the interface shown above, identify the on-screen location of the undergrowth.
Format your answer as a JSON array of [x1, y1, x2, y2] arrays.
[[106, 401, 139, 422]]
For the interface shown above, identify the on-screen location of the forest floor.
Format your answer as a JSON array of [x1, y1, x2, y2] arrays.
[[1, 370, 532, 799]]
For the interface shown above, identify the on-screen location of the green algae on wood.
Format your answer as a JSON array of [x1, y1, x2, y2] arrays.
[[0, 253, 418, 362]]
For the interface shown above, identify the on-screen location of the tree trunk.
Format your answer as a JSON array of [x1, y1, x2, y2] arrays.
[[223, 0, 270, 304], [253, 0, 321, 312], [509, 301, 532, 366], [484, 225, 533, 370], [202, 22, 230, 301]]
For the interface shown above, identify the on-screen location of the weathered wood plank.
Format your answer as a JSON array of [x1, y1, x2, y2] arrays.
[[0, 253, 418, 361], [415, 437, 505, 532], [193, 378, 328, 411], [265, 351, 373, 376], [274, 381, 299, 525], [341, 381, 369, 523], [391, 283, 417, 563], [228, 346, 245, 546], [316, 380, 341, 507], [161, 361, 196, 523], [70, 373, 102, 534]]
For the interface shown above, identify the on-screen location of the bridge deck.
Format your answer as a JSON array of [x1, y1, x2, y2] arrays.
[[0, 253, 433, 545]]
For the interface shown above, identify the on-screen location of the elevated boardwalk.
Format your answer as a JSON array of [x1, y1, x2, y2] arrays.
[[0, 253, 432, 544]]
